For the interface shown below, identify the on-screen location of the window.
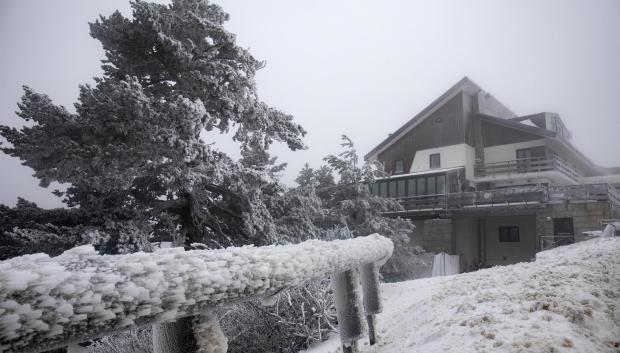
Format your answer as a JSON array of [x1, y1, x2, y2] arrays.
[[388, 181, 397, 198], [371, 183, 379, 196], [397, 180, 406, 197], [407, 179, 416, 197], [379, 182, 387, 197], [416, 178, 426, 195], [427, 177, 436, 195], [499, 226, 520, 242], [394, 160, 404, 174], [429, 153, 441, 169], [516, 148, 532, 160], [436, 175, 446, 194], [553, 218, 574, 246], [553, 218, 574, 235]]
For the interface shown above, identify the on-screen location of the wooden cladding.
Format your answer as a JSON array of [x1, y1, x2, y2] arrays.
[[377, 92, 465, 175]]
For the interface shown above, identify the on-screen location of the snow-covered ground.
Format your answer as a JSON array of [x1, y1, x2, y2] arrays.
[[306, 237, 620, 353]]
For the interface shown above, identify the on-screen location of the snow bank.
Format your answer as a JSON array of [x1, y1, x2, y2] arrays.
[[309, 237, 620, 353], [0, 234, 393, 353]]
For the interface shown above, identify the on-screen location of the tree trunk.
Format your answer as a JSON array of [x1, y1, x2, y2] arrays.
[[179, 191, 202, 249]]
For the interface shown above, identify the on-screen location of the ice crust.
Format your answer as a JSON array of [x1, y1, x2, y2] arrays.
[[0, 234, 393, 352]]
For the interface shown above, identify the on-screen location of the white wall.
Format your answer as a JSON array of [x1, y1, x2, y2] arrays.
[[410, 143, 475, 178], [483, 139, 547, 164]]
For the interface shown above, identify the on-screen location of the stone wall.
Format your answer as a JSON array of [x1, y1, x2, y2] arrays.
[[540, 201, 616, 243], [409, 219, 454, 254]]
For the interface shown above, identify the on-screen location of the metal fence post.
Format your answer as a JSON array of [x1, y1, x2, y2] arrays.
[[359, 262, 382, 345], [153, 313, 227, 353], [332, 269, 366, 353]]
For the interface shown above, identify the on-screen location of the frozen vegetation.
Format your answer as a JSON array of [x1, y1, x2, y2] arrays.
[[307, 237, 620, 353], [0, 235, 393, 352]]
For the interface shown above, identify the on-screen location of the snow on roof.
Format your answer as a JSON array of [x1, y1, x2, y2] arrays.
[[377, 166, 464, 180]]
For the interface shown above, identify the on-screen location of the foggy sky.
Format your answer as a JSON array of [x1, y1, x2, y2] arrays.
[[1, 0, 619, 209]]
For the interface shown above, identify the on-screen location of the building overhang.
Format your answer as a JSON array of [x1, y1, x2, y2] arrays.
[[377, 166, 464, 181]]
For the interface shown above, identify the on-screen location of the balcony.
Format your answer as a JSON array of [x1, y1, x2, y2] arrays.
[[387, 183, 620, 215], [474, 156, 580, 183]]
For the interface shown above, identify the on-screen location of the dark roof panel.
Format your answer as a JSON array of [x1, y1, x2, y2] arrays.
[[478, 113, 556, 138], [364, 76, 480, 160]]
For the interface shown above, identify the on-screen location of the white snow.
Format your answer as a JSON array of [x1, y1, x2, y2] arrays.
[[308, 237, 620, 353], [0, 234, 393, 353]]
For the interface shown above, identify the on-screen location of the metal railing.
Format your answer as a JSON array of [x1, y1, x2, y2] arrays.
[[390, 183, 619, 213], [449, 186, 546, 208], [547, 183, 612, 202], [607, 185, 620, 207], [0, 235, 393, 353], [474, 156, 580, 182], [397, 194, 447, 211], [540, 235, 574, 251]]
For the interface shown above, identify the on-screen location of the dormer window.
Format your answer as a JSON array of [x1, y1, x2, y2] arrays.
[[429, 153, 441, 169], [394, 160, 404, 174]]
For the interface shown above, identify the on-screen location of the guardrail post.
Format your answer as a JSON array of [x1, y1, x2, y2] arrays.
[[153, 313, 227, 353], [332, 269, 366, 353], [153, 317, 198, 353], [359, 262, 382, 345]]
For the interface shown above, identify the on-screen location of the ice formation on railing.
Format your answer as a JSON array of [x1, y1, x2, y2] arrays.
[[0, 234, 393, 353]]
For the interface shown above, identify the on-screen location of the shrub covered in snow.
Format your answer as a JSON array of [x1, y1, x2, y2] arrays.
[[221, 279, 336, 353]]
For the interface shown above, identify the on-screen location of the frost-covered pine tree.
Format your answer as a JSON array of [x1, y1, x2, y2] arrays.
[[321, 135, 423, 280], [0, 0, 306, 251], [295, 163, 316, 187]]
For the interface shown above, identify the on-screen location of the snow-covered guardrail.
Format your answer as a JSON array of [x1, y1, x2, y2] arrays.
[[0, 234, 393, 353]]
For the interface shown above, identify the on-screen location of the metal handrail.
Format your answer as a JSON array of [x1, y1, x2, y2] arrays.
[[540, 235, 574, 251], [391, 184, 618, 212], [474, 156, 580, 182], [0, 235, 393, 353]]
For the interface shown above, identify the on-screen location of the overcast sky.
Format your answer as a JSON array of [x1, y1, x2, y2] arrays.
[[1, 0, 619, 208]]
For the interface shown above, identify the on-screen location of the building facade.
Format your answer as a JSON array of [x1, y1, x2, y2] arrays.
[[366, 77, 620, 270]]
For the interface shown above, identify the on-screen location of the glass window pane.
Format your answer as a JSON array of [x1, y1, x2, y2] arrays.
[[436, 175, 445, 194], [407, 179, 416, 197], [395, 160, 404, 174], [397, 180, 406, 197], [430, 153, 441, 169], [427, 177, 436, 195], [379, 182, 387, 197], [388, 181, 397, 198], [371, 183, 379, 196], [417, 178, 426, 196]]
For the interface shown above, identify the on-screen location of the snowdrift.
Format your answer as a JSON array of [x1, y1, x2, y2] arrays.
[[315, 237, 620, 353]]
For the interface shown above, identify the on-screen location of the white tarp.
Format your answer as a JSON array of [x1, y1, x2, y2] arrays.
[[431, 252, 460, 277]]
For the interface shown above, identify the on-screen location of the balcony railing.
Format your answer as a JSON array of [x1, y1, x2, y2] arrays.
[[397, 194, 448, 211], [390, 183, 620, 213], [474, 156, 580, 182]]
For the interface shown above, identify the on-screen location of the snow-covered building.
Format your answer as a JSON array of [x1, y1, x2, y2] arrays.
[[365, 77, 620, 270]]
